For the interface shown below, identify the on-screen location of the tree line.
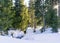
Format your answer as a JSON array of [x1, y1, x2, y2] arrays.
[[0, 0, 58, 33]]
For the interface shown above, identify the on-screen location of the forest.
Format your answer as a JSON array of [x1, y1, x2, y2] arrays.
[[0, 0, 59, 33]]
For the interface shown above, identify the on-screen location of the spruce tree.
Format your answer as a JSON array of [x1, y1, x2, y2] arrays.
[[20, 5, 29, 31], [12, 0, 22, 29], [35, 0, 46, 32], [45, 0, 58, 32], [34, 0, 58, 32], [12, 0, 29, 31], [0, 0, 14, 31], [29, 0, 35, 27]]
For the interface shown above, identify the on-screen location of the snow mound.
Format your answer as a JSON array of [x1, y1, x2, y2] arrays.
[[43, 28, 52, 33], [8, 30, 24, 38], [26, 27, 34, 34]]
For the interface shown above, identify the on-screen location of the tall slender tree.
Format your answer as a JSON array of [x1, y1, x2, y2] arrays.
[[35, 0, 45, 32], [45, 0, 58, 32], [12, 0, 22, 29], [0, 0, 14, 31], [28, 0, 35, 27], [12, 0, 29, 31], [20, 6, 29, 31], [34, 0, 58, 32]]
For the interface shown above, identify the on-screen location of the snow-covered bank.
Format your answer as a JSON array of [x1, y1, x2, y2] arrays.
[[22, 33, 60, 40], [0, 27, 60, 43], [0, 33, 60, 43], [0, 35, 40, 43]]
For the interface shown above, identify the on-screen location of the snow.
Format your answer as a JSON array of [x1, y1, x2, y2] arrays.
[[8, 30, 24, 38], [58, 28, 60, 33], [35, 26, 42, 34], [26, 27, 52, 34], [0, 33, 60, 43], [1, 27, 60, 43], [26, 26, 42, 34], [35, 29, 41, 34], [22, 33, 60, 43], [26, 27, 34, 34], [43, 28, 52, 33], [22, 33, 35, 40], [13, 31, 24, 38], [0, 35, 40, 43], [8, 30, 15, 37]]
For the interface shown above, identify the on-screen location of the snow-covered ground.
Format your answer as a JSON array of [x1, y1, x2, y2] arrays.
[[0, 33, 60, 43], [0, 35, 40, 43], [0, 27, 60, 43], [8, 29, 24, 38]]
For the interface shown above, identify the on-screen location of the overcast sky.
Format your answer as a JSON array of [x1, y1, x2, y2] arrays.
[[13, 0, 30, 7], [24, 0, 30, 7]]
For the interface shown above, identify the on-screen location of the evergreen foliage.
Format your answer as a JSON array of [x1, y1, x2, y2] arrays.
[[0, 0, 14, 31], [12, 0, 29, 31]]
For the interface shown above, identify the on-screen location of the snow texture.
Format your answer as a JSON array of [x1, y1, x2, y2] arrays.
[[8, 30, 24, 38], [1, 27, 60, 43], [0, 33, 60, 43]]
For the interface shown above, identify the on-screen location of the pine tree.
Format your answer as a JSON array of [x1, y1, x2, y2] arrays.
[[58, 0, 60, 28], [20, 5, 29, 31], [28, 0, 35, 27], [35, 0, 45, 32], [35, 0, 46, 26], [34, 0, 58, 32], [45, 0, 58, 32], [12, 0, 22, 29], [12, 0, 29, 31], [0, 0, 14, 31]]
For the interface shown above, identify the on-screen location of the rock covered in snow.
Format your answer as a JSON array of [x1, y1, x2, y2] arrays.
[[43, 27, 52, 33], [22, 33, 34, 40], [13, 31, 24, 39], [35, 26, 42, 34], [35, 29, 41, 34], [8, 30, 24, 38], [26, 27, 34, 34], [8, 30, 15, 37]]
